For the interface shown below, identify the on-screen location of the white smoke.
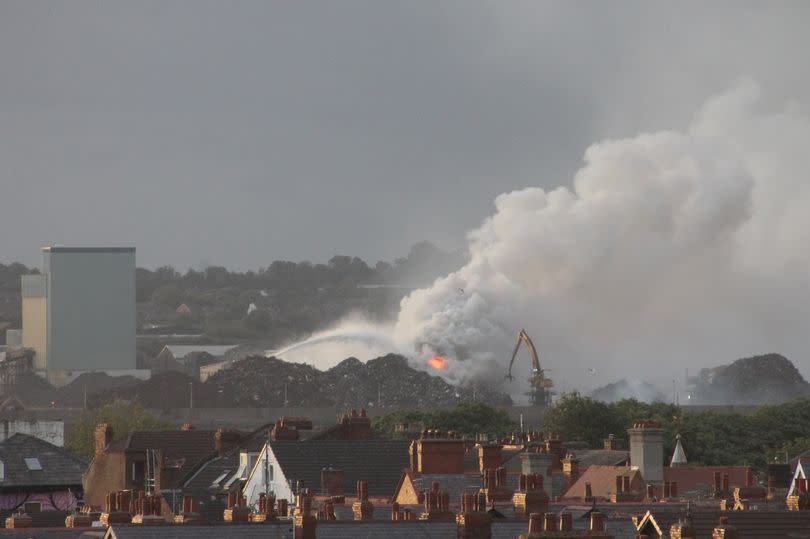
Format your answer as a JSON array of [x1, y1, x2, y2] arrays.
[[393, 81, 810, 396], [281, 81, 810, 400], [269, 315, 401, 370]]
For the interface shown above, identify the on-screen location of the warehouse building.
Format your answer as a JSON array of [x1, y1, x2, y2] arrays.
[[20, 246, 142, 386]]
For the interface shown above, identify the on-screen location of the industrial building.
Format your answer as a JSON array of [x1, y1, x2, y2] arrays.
[[19, 246, 139, 386]]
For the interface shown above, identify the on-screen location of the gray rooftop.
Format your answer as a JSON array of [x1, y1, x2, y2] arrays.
[[42, 247, 135, 253], [0, 433, 86, 489]]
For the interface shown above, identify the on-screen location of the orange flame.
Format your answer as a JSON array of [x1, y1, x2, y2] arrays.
[[427, 355, 447, 370]]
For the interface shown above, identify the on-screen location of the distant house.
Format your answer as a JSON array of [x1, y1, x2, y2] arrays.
[[83, 424, 232, 517], [177, 424, 271, 522], [152, 345, 238, 379], [242, 413, 408, 506], [243, 438, 410, 505], [0, 419, 65, 447], [175, 304, 192, 316], [0, 433, 85, 513]]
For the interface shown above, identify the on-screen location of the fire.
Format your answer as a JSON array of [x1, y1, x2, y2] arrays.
[[427, 355, 447, 370]]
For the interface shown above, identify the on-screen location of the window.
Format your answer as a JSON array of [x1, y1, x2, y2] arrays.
[[132, 461, 145, 484], [24, 458, 42, 471], [0, 459, 4, 481]]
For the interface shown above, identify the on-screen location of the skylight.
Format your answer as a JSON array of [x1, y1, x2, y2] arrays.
[[210, 471, 230, 486], [24, 458, 42, 471]]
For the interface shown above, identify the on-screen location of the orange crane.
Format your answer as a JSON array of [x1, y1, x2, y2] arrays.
[[505, 329, 554, 407]]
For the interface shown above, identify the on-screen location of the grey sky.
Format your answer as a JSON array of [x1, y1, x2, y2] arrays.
[[1, 1, 807, 270]]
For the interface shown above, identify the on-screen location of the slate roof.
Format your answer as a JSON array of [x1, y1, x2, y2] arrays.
[[564, 465, 644, 499], [571, 449, 629, 468], [0, 434, 86, 489], [411, 473, 483, 503], [269, 439, 410, 497], [0, 531, 101, 539], [663, 465, 750, 497], [178, 424, 270, 522], [0, 510, 72, 529], [644, 508, 810, 538], [105, 523, 292, 539], [320, 521, 456, 538], [102, 516, 638, 539]]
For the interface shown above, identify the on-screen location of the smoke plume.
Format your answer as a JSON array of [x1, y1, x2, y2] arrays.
[[277, 81, 810, 401], [392, 81, 810, 397]]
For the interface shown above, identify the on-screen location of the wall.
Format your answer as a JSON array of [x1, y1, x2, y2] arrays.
[[21, 274, 47, 372], [82, 451, 126, 509], [44, 247, 135, 374], [0, 420, 64, 447], [243, 444, 294, 506]]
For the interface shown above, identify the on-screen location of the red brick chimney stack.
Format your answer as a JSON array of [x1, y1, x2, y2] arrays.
[[477, 443, 503, 473], [456, 491, 492, 538], [95, 424, 113, 455], [352, 480, 374, 520], [415, 430, 466, 474], [278, 499, 288, 517], [513, 473, 549, 518], [562, 454, 580, 492], [320, 468, 343, 496], [293, 492, 316, 539], [174, 495, 201, 524]]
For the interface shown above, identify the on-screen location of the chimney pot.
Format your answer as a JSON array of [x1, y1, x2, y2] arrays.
[[528, 513, 542, 534], [543, 512, 557, 531], [590, 511, 605, 531]]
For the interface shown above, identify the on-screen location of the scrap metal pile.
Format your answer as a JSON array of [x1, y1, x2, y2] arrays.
[[91, 353, 512, 409], [690, 353, 810, 405]]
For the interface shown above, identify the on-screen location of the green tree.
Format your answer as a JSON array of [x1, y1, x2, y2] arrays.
[[150, 284, 186, 309], [542, 392, 626, 447], [372, 403, 518, 438], [66, 401, 170, 459]]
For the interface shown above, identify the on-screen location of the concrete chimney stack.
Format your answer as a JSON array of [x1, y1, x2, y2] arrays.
[[628, 420, 664, 484]]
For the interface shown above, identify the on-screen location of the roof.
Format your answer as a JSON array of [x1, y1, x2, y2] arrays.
[[663, 465, 751, 496], [0, 531, 101, 539], [670, 435, 688, 466], [269, 439, 410, 497], [108, 430, 218, 489], [0, 433, 86, 489], [103, 517, 636, 539], [42, 246, 135, 253], [179, 425, 271, 522], [563, 465, 644, 499], [105, 524, 292, 539], [571, 449, 629, 468], [163, 345, 237, 359], [411, 473, 483, 503], [646, 508, 810, 538]]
